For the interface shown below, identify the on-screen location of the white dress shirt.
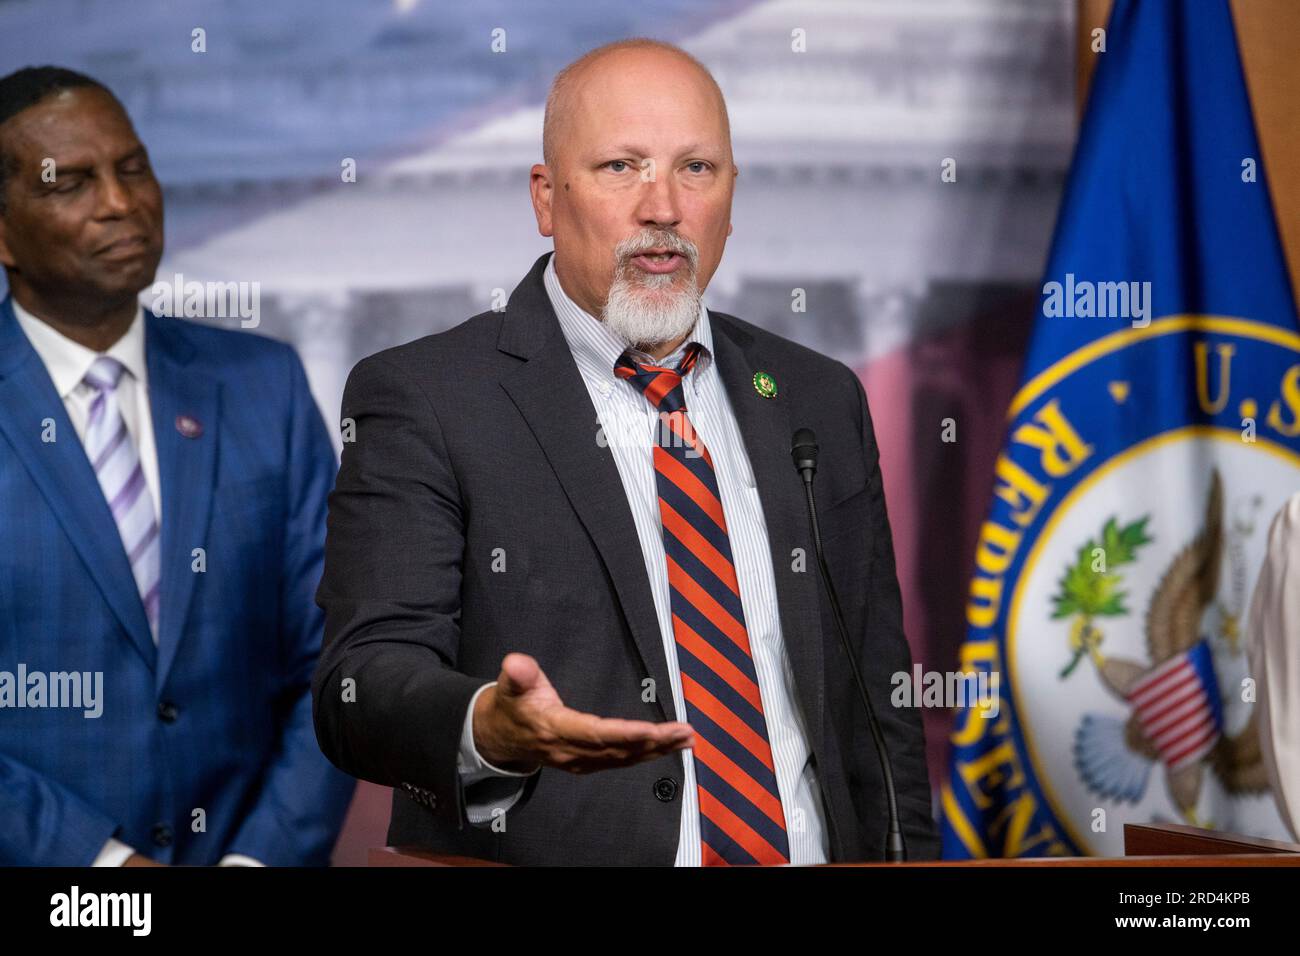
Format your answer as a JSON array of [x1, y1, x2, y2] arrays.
[[455, 254, 830, 864], [13, 300, 160, 522], [13, 299, 261, 868], [1246, 490, 1300, 842]]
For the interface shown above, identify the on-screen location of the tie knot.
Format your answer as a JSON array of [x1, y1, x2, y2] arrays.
[[614, 343, 702, 412], [84, 356, 126, 393]]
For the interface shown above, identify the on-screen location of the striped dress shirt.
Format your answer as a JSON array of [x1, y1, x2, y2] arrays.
[[543, 253, 829, 865]]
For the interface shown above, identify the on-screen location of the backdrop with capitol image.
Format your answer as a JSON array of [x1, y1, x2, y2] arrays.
[[3, 0, 1299, 873]]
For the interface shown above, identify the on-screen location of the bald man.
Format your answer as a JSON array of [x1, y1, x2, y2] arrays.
[[313, 39, 938, 865]]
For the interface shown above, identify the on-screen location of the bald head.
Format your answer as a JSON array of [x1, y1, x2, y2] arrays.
[[542, 39, 731, 172], [529, 38, 737, 358]]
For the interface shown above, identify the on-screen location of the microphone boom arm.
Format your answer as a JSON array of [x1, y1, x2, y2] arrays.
[[792, 427, 906, 863]]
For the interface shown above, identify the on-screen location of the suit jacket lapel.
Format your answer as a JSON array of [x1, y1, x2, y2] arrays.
[[497, 255, 679, 723], [146, 313, 219, 690], [708, 313, 828, 762], [0, 297, 156, 667], [495, 254, 832, 756]]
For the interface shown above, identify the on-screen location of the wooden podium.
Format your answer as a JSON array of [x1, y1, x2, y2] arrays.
[[369, 823, 1300, 866]]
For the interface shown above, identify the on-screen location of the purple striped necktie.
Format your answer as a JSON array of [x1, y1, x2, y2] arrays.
[[83, 356, 161, 642], [615, 344, 791, 866]]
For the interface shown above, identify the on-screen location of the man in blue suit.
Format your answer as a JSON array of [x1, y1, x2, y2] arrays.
[[0, 67, 354, 865]]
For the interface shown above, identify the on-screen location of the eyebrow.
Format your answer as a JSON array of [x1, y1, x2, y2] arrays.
[[41, 146, 147, 177], [599, 142, 718, 157]]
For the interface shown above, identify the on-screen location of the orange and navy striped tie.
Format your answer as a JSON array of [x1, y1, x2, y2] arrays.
[[615, 344, 791, 865]]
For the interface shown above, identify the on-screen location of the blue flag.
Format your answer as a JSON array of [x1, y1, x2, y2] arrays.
[[941, 0, 1300, 857]]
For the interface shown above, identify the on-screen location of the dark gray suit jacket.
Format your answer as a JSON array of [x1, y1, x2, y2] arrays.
[[312, 252, 939, 864]]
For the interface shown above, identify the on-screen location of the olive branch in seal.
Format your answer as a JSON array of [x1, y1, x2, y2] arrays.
[[1051, 515, 1153, 678]]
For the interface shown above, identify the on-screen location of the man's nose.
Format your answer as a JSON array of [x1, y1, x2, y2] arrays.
[[634, 165, 681, 229], [94, 172, 133, 218]]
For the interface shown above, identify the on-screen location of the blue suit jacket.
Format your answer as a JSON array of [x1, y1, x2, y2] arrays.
[[0, 297, 354, 865]]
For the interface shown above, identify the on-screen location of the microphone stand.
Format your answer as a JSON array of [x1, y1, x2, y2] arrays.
[[792, 428, 906, 862]]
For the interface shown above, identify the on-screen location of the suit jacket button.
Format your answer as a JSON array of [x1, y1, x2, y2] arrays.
[[151, 824, 174, 848], [653, 777, 677, 802], [157, 701, 179, 723]]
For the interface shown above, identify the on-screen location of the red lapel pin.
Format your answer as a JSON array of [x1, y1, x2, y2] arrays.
[[175, 414, 203, 439]]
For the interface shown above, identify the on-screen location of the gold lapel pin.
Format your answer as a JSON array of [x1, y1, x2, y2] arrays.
[[753, 370, 777, 399]]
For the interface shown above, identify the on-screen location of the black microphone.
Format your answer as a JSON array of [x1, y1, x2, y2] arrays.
[[791, 427, 906, 863]]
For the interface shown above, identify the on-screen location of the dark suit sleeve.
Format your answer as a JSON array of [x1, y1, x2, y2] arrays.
[[849, 368, 940, 861], [225, 346, 355, 865], [312, 353, 486, 829]]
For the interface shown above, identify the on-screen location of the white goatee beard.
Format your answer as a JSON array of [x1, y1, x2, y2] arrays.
[[601, 251, 702, 352]]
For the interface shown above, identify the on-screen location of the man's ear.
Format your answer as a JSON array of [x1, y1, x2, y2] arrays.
[[727, 165, 738, 237], [529, 163, 555, 238], [0, 213, 15, 270]]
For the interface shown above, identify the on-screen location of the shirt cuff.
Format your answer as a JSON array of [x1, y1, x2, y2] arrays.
[[458, 682, 537, 825], [458, 682, 540, 784], [218, 854, 266, 867], [93, 838, 137, 867]]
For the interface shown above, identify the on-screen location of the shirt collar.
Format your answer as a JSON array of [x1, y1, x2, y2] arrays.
[[11, 298, 148, 399], [542, 251, 713, 380]]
